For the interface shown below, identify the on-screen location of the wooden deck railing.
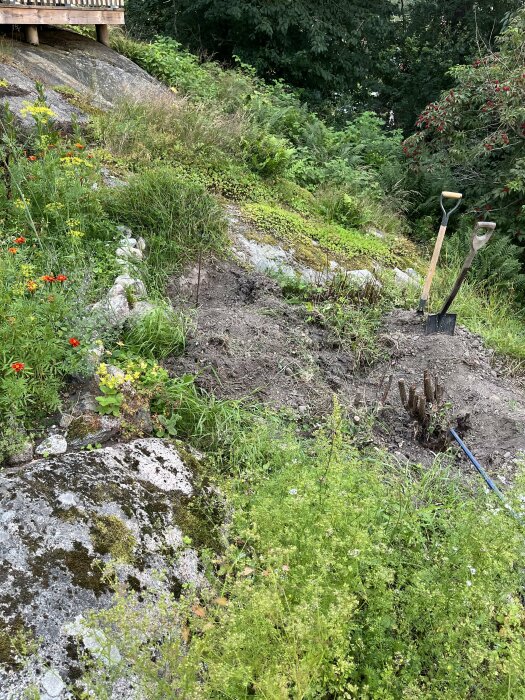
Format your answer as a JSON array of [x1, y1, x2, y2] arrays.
[[0, 0, 124, 7]]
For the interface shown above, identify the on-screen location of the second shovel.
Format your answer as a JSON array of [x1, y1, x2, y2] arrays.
[[426, 221, 496, 335], [417, 191, 462, 314]]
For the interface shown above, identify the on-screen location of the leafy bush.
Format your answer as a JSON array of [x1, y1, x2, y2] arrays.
[[404, 8, 525, 290]]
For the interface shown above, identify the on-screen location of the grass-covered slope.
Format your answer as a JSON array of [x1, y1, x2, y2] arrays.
[[2, 32, 525, 699]]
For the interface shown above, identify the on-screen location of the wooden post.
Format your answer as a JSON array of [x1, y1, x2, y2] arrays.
[[96, 23, 109, 46], [24, 25, 39, 45]]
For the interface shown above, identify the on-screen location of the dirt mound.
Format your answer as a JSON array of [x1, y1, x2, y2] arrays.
[[168, 258, 525, 486], [363, 310, 525, 481], [167, 258, 355, 414]]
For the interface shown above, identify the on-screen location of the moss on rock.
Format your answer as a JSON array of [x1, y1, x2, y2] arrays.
[[90, 514, 136, 563]]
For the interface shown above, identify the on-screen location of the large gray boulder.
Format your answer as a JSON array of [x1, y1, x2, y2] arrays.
[[0, 27, 172, 127], [0, 439, 221, 699]]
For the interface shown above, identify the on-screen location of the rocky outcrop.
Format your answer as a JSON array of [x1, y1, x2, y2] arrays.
[[0, 27, 172, 127], [0, 439, 222, 699]]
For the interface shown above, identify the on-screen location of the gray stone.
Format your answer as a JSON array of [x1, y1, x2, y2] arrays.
[[136, 237, 146, 252], [8, 441, 34, 466], [405, 268, 421, 282], [116, 246, 143, 262], [0, 28, 173, 128], [64, 615, 122, 666], [119, 237, 137, 248], [67, 415, 121, 449], [41, 669, 65, 698], [59, 413, 74, 429], [35, 434, 68, 456], [91, 294, 131, 329], [0, 439, 216, 696], [107, 282, 127, 299], [347, 269, 381, 288], [116, 225, 134, 237], [114, 274, 147, 298], [394, 267, 419, 286]]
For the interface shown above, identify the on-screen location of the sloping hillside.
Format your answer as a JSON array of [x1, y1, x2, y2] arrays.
[[1, 29, 525, 700]]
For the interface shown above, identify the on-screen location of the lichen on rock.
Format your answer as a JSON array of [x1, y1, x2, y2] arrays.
[[0, 438, 221, 697]]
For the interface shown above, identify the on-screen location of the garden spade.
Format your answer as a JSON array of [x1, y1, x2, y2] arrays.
[[426, 221, 496, 335], [417, 191, 463, 314]]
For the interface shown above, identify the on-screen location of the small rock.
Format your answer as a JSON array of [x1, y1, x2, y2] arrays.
[[136, 237, 146, 252], [91, 294, 131, 328], [8, 441, 34, 466], [119, 237, 137, 248], [347, 269, 381, 288], [394, 268, 418, 286], [113, 274, 146, 298], [405, 268, 421, 282], [35, 434, 68, 457], [41, 669, 65, 699], [59, 413, 74, 429], [75, 392, 99, 414], [67, 414, 121, 449], [116, 225, 133, 237], [116, 246, 143, 261], [107, 283, 127, 298]]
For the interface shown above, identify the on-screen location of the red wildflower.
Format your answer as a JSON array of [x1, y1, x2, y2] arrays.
[[68, 337, 80, 348], [55, 274, 68, 282], [75, 143, 85, 150], [41, 275, 55, 283], [484, 144, 494, 151], [503, 86, 510, 92], [14, 236, 26, 244], [8, 247, 18, 254], [503, 187, 510, 193], [27, 155, 37, 162], [11, 362, 25, 373]]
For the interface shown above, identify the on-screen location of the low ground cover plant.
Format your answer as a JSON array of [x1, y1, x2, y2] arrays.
[[78, 400, 525, 699]]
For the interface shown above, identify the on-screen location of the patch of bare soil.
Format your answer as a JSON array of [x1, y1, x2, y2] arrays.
[[167, 260, 525, 485], [167, 258, 355, 415], [363, 310, 525, 481]]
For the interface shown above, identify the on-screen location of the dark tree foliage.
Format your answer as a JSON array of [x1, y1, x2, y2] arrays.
[[379, 0, 521, 131], [125, 0, 394, 108]]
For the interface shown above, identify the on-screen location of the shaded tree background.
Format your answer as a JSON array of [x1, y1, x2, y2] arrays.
[[124, 0, 521, 131]]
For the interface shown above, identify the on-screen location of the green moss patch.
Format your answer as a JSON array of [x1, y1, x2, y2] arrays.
[[242, 202, 399, 269], [90, 514, 136, 564]]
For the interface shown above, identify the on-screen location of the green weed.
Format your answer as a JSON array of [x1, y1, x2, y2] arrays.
[[124, 304, 190, 359], [78, 403, 525, 699]]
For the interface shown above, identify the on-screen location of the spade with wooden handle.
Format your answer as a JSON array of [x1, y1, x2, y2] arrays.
[[426, 221, 496, 335], [417, 191, 463, 314]]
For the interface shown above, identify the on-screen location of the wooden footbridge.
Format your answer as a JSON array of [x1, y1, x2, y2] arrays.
[[0, 0, 125, 46]]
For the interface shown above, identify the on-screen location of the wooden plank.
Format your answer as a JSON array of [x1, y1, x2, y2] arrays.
[[0, 6, 124, 22]]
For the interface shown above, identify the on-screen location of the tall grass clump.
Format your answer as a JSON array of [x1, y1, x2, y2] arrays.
[[124, 304, 190, 359], [100, 166, 227, 290]]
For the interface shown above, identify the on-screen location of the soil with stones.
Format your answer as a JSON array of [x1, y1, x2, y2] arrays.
[[168, 261, 525, 487], [167, 258, 355, 415]]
